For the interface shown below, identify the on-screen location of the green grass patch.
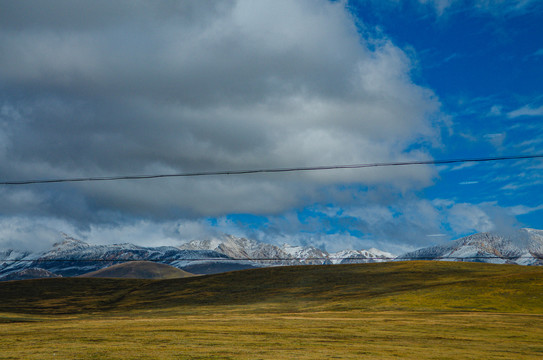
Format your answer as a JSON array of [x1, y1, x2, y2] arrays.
[[2, 261, 542, 314]]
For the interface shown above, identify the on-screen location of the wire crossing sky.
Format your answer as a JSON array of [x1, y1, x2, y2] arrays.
[[0, 0, 542, 254], [0, 255, 538, 262], [1, 154, 542, 185]]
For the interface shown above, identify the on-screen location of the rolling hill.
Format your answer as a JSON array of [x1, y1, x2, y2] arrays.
[[3, 261, 543, 359], [2, 261, 543, 315], [80, 261, 196, 279]]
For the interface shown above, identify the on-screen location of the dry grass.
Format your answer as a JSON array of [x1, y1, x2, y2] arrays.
[[1, 311, 543, 359], [2, 261, 543, 359]]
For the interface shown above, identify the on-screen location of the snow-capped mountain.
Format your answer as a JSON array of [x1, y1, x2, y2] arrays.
[[400, 228, 543, 265], [4, 229, 543, 281], [178, 234, 394, 266], [179, 235, 329, 265], [0, 233, 239, 280], [0, 233, 394, 280], [280, 243, 331, 265], [329, 248, 396, 264]]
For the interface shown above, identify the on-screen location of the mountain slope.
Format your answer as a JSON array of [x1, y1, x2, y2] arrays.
[[0, 268, 62, 281], [179, 235, 321, 265], [179, 234, 392, 265], [401, 228, 543, 265], [1, 261, 543, 315], [330, 248, 395, 264]]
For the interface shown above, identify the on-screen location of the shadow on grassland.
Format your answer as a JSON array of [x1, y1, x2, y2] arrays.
[[1, 261, 543, 315]]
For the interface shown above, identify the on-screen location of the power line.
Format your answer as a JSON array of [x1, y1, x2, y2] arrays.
[[1, 153, 542, 186], [0, 256, 541, 262]]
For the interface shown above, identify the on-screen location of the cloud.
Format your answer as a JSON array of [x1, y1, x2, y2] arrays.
[[418, 0, 455, 15], [0, 216, 74, 252], [488, 105, 503, 116], [507, 204, 543, 216], [0, 0, 441, 223], [445, 203, 494, 234], [418, 0, 540, 15], [507, 105, 543, 118], [484, 132, 506, 148], [459, 181, 479, 185], [449, 162, 477, 171], [0, 195, 528, 255], [81, 220, 191, 248], [240, 198, 523, 252]]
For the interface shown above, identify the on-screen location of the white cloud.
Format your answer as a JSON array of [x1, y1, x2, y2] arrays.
[[488, 105, 503, 116], [81, 220, 185, 248], [508, 204, 543, 216], [418, 0, 455, 15], [0, 196, 529, 254], [484, 132, 506, 148], [507, 105, 543, 118], [449, 162, 477, 171], [418, 0, 539, 15], [0, 216, 74, 252], [446, 203, 494, 234]]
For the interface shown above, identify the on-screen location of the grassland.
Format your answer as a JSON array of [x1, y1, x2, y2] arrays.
[[1, 261, 543, 359]]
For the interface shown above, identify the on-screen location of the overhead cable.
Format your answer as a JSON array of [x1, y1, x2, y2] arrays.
[[1, 153, 542, 186], [0, 255, 541, 262]]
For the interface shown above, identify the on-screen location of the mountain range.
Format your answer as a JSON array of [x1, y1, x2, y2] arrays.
[[400, 228, 543, 265], [1, 228, 542, 280], [0, 234, 233, 280], [178, 235, 394, 265], [0, 233, 393, 280]]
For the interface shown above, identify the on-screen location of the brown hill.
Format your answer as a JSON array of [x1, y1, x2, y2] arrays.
[[80, 261, 195, 279]]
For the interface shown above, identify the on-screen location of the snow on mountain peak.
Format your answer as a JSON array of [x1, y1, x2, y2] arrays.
[[52, 234, 90, 250], [178, 235, 394, 266], [400, 228, 543, 265]]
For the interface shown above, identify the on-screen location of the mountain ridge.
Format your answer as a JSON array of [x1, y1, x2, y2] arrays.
[[3, 228, 543, 281], [0, 233, 393, 280], [178, 234, 394, 266], [400, 228, 543, 265], [0, 234, 234, 280]]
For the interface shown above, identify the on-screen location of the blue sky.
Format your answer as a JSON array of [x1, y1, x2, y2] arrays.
[[0, 0, 541, 253]]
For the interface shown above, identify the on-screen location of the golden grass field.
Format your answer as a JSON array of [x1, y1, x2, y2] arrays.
[[1, 261, 543, 359]]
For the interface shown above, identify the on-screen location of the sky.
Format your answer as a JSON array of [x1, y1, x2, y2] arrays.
[[0, 0, 542, 254]]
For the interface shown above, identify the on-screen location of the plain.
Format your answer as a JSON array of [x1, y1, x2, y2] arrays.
[[1, 261, 543, 359]]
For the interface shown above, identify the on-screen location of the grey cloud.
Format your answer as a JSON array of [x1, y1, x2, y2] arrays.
[[0, 216, 70, 252], [0, 0, 229, 31], [0, 0, 441, 223], [0, 1, 359, 104]]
